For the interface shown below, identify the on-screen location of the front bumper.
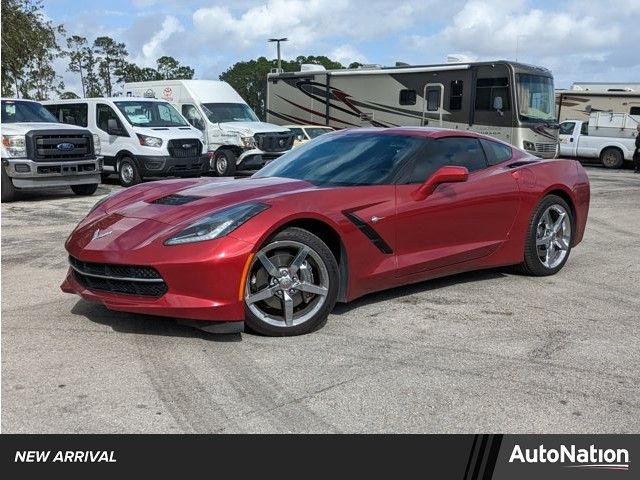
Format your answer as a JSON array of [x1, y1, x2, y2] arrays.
[[236, 148, 289, 170], [61, 233, 253, 324], [2, 157, 101, 189], [137, 154, 209, 177]]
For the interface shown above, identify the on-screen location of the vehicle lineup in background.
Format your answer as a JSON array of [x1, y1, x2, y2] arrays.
[[62, 128, 590, 337], [123, 80, 295, 176], [559, 112, 639, 168], [267, 59, 560, 158], [1, 98, 101, 202], [43, 97, 207, 187]]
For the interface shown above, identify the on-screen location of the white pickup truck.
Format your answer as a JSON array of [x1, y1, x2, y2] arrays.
[[559, 112, 639, 168]]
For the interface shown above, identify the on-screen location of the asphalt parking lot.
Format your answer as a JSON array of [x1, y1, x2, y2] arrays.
[[1, 167, 639, 433]]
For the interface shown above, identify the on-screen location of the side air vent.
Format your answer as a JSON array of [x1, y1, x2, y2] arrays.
[[151, 194, 203, 205], [507, 160, 540, 168], [343, 211, 393, 254]]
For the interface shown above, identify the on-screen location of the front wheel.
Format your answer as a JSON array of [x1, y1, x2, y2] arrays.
[[213, 149, 237, 177], [519, 195, 574, 276], [71, 183, 98, 196], [119, 157, 142, 187], [244, 227, 339, 336], [600, 147, 624, 169]]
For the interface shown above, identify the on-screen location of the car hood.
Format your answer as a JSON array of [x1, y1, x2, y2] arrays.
[[134, 125, 203, 140], [2, 122, 86, 134], [102, 176, 315, 227], [218, 121, 291, 135]]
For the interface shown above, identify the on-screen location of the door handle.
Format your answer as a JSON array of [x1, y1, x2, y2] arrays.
[[370, 216, 384, 224], [570, 138, 574, 142]]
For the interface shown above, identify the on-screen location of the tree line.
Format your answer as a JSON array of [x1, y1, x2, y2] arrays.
[[1, 0, 194, 99]]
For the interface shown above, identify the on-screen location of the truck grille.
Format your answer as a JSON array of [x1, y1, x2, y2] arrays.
[[535, 143, 557, 153], [69, 256, 167, 298], [254, 132, 294, 153], [26, 130, 94, 162], [167, 139, 202, 158]]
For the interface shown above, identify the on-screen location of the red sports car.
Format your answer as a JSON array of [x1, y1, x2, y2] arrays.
[[62, 128, 590, 336]]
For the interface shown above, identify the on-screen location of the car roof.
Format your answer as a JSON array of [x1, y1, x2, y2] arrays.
[[339, 126, 494, 140], [283, 124, 334, 129]]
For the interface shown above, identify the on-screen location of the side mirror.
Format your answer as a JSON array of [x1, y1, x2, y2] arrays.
[[107, 118, 120, 135], [296, 134, 304, 141], [412, 166, 469, 201], [493, 96, 503, 111]]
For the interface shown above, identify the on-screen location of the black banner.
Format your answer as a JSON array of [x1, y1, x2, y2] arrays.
[[0, 434, 637, 478]]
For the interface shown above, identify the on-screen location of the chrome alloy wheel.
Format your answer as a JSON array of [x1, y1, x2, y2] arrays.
[[245, 240, 330, 328], [120, 162, 134, 183], [535, 204, 571, 269], [215, 155, 228, 175]]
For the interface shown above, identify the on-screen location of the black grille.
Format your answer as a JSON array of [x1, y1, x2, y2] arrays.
[[26, 129, 94, 162], [151, 194, 203, 205], [167, 139, 202, 158], [69, 256, 167, 297], [254, 132, 294, 153]]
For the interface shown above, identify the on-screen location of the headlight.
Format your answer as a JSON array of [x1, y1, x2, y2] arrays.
[[523, 140, 535, 151], [92, 134, 101, 155], [2, 135, 27, 158], [136, 134, 163, 148], [165, 203, 270, 245], [240, 135, 256, 148]]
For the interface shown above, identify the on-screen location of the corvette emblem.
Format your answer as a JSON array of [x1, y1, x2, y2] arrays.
[[92, 229, 113, 240]]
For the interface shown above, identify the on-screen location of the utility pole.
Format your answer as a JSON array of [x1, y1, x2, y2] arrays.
[[268, 38, 288, 71]]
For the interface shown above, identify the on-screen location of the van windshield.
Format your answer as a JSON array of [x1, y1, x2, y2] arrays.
[[1, 100, 58, 123], [201, 103, 259, 123], [114, 101, 188, 127]]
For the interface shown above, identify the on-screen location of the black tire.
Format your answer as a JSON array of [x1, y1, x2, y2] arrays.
[[519, 194, 574, 276], [244, 227, 339, 336], [100, 172, 111, 182], [1, 167, 17, 202], [118, 157, 142, 187], [213, 149, 237, 177], [71, 183, 99, 196], [600, 147, 624, 169]]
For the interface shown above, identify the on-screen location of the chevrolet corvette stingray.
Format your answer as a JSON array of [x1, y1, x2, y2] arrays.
[[62, 128, 590, 336]]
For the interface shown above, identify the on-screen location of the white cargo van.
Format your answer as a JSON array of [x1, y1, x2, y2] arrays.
[[43, 97, 207, 187], [123, 80, 294, 176]]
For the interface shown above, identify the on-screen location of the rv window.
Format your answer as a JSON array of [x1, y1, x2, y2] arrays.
[[426, 90, 440, 112], [399, 89, 417, 105], [449, 81, 463, 110], [630, 107, 640, 115], [479, 139, 512, 166], [475, 77, 510, 111], [46, 103, 88, 127], [407, 137, 487, 183]]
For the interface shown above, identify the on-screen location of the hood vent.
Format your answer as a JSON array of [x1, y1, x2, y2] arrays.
[[151, 194, 204, 206]]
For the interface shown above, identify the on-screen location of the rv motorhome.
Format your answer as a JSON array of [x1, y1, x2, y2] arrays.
[[556, 82, 640, 123], [267, 60, 560, 158]]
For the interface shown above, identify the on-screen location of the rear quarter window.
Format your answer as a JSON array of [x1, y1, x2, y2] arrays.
[[480, 138, 513, 165]]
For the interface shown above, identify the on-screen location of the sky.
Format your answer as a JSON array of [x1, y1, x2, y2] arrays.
[[43, 0, 640, 96]]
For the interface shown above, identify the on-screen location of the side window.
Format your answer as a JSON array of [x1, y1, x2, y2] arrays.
[[580, 123, 589, 135], [399, 89, 416, 105], [449, 80, 463, 110], [475, 77, 510, 111], [289, 127, 304, 139], [426, 90, 440, 112], [630, 106, 640, 115], [96, 104, 126, 136], [51, 103, 88, 127], [158, 103, 184, 124], [480, 139, 513, 166], [408, 137, 487, 183], [181, 104, 205, 130], [558, 122, 575, 136]]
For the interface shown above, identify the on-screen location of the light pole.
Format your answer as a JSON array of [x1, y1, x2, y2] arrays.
[[515, 35, 524, 62], [268, 37, 288, 71]]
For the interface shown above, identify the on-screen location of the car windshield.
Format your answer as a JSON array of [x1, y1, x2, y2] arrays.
[[305, 127, 333, 139], [114, 101, 188, 127], [201, 103, 259, 123], [516, 74, 556, 122], [1, 100, 58, 123], [255, 132, 425, 186]]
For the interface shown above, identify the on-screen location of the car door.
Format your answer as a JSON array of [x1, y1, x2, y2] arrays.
[[558, 121, 577, 157], [95, 103, 130, 172], [394, 136, 520, 277]]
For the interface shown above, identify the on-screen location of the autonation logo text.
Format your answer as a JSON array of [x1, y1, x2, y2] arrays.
[[509, 444, 630, 471]]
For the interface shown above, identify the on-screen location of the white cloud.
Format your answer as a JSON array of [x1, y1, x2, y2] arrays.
[[330, 44, 368, 66], [138, 15, 184, 66]]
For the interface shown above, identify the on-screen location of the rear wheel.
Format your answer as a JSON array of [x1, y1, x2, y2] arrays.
[[1, 168, 17, 202], [519, 195, 574, 276], [244, 228, 339, 336], [600, 147, 623, 169], [214, 149, 237, 177], [71, 183, 98, 196], [119, 157, 142, 187]]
